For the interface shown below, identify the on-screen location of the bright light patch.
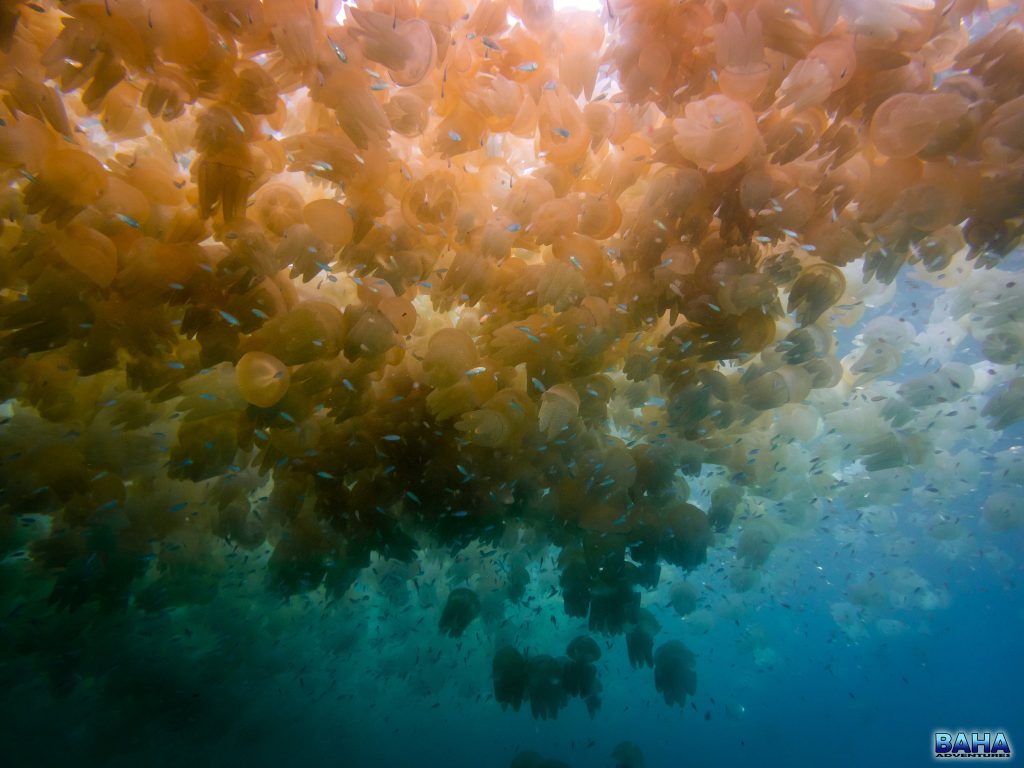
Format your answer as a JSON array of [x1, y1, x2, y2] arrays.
[[553, 0, 604, 11], [338, 0, 603, 24]]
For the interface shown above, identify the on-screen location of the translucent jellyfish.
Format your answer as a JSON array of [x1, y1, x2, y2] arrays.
[[982, 379, 1024, 430], [566, 634, 601, 665], [492, 645, 528, 712], [659, 503, 712, 570], [246, 301, 345, 366], [384, 91, 430, 137], [279, 224, 334, 283], [588, 579, 641, 635], [860, 432, 928, 472], [538, 384, 580, 439], [343, 307, 398, 361], [23, 148, 107, 226], [830, 601, 869, 641], [871, 92, 972, 159], [423, 328, 478, 388], [708, 486, 743, 533], [670, 582, 700, 617], [347, 8, 437, 87], [673, 95, 758, 172], [744, 366, 813, 411], [625, 608, 660, 669], [577, 194, 623, 240], [714, 12, 770, 103], [563, 635, 600, 699], [982, 324, 1024, 365], [849, 340, 902, 385], [526, 654, 568, 720], [560, 560, 591, 619], [787, 264, 846, 327], [235, 351, 290, 408], [982, 492, 1024, 531], [653, 640, 697, 709], [737, 519, 781, 568], [439, 587, 481, 638], [51, 224, 118, 289], [252, 183, 305, 237]]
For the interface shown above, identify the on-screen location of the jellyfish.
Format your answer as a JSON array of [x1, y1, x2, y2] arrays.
[[625, 608, 660, 669], [708, 486, 743, 533], [612, 741, 646, 768], [982, 325, 1024, 365], [787, 264, 847, 327], [653, 640, 698, 709], [235, 352, 290, 408], [439, 587, 481, 638], [492, 645, 528, 712], [673, 95, 758, 172], [538, 383, 580, 439], [714, 12, 769, 103], [560, 560, 592, 619], [347, 8, 437, 87], [252, 182, 305, 237], [245, 301, 345, 366], [744, 365, 813, 411], [23, 148, 107, 226], [526, 654, 568, 721], [669, 582, 700, 617], [736, 519, 781, 569], [423, 328, 478, 389], [566, 635, 601, 665], [563, 635, 600, 698], [982, 492, 1024, 531], [871, 92, 972, 159], [659, 503, 712, 571], [507, 561, 530, 603]]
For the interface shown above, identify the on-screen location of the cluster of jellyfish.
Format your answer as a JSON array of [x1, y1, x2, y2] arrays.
[[0, 0, 1022, 739]]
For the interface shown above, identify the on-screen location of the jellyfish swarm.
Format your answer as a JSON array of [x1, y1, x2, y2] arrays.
[[0, 0, 1023, 727]]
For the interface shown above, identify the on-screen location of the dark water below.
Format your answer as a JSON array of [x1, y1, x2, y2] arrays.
[[1, 477, 1020, 768]]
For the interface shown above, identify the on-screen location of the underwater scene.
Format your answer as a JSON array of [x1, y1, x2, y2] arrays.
[[0, 0, 1023, 766]]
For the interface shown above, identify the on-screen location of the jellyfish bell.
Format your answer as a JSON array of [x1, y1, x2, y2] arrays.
[[982, 379, 1024, 430], [653, 639, 697, 709], [235, 351, 290, 408], [439, 587, 481, 638], [982, 491, 1024, 532], [669, 581, 700, 616], [673, 95, 758, 173], [787, 263, 846, 327], [493, 645, 528, 712]]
